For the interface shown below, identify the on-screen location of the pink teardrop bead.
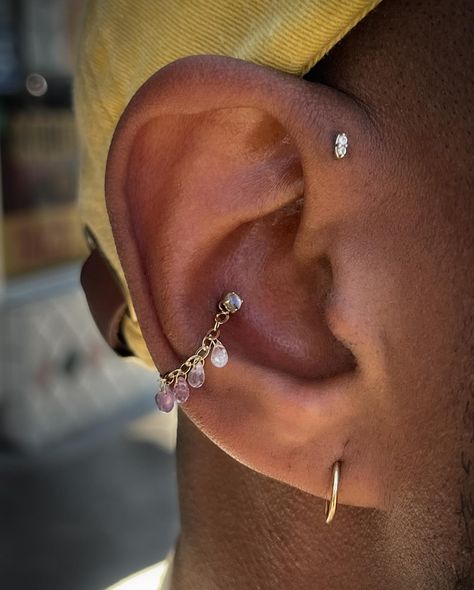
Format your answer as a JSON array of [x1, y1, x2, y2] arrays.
[[173, 377, 190, 404], [210, 341, 228, 368], [188, 363, 205, 388], [155, 384, 175, 413]]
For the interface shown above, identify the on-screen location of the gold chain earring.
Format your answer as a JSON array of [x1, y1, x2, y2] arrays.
[[155, 292, 243, 412]]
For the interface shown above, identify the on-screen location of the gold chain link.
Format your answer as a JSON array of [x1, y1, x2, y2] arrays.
[[161, 307, 232, 386]]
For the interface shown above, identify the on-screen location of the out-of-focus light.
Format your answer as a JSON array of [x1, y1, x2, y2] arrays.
[[105, 558, 172, 590], [25, 73, 48, 97]]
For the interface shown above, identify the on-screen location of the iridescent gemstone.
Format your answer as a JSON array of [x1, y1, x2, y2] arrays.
[[337, 132, 348, 146], [210, 341, 228, 368], [188, 362, 205, 388], [155, 384, 175, 413], [222, 292, 242, 313], [173, 377, 190, 404]]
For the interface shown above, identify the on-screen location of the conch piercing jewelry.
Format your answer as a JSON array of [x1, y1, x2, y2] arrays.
[[324, 461, 341, 524], [155, 292, 243, 413], [334, 132, 348, 159]]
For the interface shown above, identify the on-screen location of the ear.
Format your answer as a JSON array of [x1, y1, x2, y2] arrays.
[[106, 55, 387, 509]]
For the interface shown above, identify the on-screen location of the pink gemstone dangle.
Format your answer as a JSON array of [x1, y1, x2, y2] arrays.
[[210, 340, 228, 368], [154, 383, 175, 413], [188, 362, 205, 388], [155, 292, 242, 413], [173, 377, 190, 404]]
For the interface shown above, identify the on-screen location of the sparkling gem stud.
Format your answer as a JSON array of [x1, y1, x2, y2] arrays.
[[334, 132, 348, 159], [154, 292, 243, 413]]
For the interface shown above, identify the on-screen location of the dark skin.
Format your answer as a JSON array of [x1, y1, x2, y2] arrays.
[[104, 0, 473, 587]]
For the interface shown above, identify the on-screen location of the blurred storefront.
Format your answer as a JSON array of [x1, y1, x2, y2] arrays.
[[0, 3, 178, 589]]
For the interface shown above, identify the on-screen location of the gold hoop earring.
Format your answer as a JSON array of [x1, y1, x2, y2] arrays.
[[324, 461, 341, 524]]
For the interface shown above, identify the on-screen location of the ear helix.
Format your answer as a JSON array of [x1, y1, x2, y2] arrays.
[[154, 292, 243, 413]]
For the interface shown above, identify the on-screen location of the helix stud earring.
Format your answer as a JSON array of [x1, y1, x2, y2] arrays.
[[334, 132, 348, 159], [324, 461, 341, 524], [154, 292, 243, 413]]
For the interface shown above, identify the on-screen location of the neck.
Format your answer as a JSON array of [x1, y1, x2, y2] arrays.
[[172, 414, 396, 590]]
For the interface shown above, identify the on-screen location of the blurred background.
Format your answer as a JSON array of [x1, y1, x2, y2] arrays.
[[0, 2, 179, 588]]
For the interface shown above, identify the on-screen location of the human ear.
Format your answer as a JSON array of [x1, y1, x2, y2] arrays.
[[105, 55, 387, 509]]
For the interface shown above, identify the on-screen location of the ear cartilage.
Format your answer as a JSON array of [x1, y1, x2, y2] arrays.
[[334, 132, 348, 159], [154, 292, 243, 413]]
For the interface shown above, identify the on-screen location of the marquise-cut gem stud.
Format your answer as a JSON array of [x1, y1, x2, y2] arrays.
[[334, 132, 348, 159]]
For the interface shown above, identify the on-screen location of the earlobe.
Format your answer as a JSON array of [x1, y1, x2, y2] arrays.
[[106, 55, 387, 510]]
